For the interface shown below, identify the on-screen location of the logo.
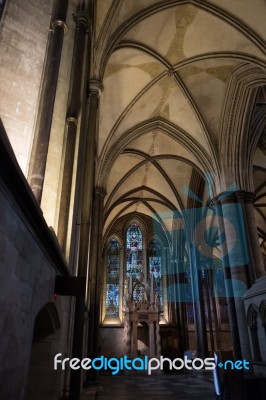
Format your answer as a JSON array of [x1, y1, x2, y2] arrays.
[[153, 177, 249, 301], [54, 354, 250, 375]]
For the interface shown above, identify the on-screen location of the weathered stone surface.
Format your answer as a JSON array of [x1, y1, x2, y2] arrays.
[[0, 0, 54, 174]]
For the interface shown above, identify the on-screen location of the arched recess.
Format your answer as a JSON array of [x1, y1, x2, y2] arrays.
[[219, 63, 266, 192], [137, 320, 150, 356], [259, 300, 266, 331], [25, 303, 61, 400], [247, 303, 262, 362]]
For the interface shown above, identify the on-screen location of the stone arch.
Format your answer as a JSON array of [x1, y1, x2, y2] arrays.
[[32, 302, 60, 342], [259, 300, 266, 327], [219, 63, 266, 192], [137, 320, 150, 356], [247, 303, 262, 362], [95, 0, 266, 80], [247, 303, 259, 327], [25, 302, 62, 400], [97, 118, 216, 194], [123, 214, 148, 241]]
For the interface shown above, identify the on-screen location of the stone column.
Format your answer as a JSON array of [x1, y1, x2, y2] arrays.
[[125, 318, 131, 356], [75, 79, 103, 279], [242, 192, 265, 279], [149, 321, 155, 357], [176, 255, 189, 354], [172, 216, 187, 351], [206, 265, 221, 350], [216, 193, 252, 361], [188, 242, 208, 358], [69, 79, 103, 399], [213, 199, 242, 360], [132, 318, 138, 357], [156, 321, 161, 356], [167, 255, 177, 325], [57, 9, 90, 251], [86, 186, 106, 385], [69, 295, 86, 400], [169, 222, 181, 327], [29, 0, 68, 204], [235, 191, 256, 285], [250, 326, 262, 361]]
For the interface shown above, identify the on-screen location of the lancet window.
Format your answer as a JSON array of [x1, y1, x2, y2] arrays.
[[105, 239, 120, 317]]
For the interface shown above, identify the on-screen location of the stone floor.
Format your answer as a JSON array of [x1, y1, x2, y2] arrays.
[[85, 372, 216, 400]]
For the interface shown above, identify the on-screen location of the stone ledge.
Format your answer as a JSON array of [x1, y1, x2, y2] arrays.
[[242, 276, 266, 299]]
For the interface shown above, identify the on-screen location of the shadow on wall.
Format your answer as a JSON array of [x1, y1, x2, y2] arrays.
[[25, 302, 61, 400]]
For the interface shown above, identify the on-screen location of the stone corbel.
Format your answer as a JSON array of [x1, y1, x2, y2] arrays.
[[50, 19, 68, 34], [89, 79, 104, 97], [72, 11, 90, 32]]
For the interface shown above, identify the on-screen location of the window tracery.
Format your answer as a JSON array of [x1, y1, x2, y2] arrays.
[[148, 239, 163, 305], [105, 239, 120, 317], [126, 223, 143, 279], [104, 222, 165, 322]]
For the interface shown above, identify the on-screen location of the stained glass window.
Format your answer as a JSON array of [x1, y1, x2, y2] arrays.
[[126, 224, 143, 279], [148, 239, 163, 305], [106, 239, 120, 317], [133, 283, 145, 302]]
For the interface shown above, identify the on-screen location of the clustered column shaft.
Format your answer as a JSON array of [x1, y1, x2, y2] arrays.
[[29, 0, 68, 204]]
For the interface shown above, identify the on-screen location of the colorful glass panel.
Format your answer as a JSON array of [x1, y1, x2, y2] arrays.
[[148, 239, 163, 305], [106, 239, 120, 316], [126, 224, 143, 279], [133, 283, 145, 302]]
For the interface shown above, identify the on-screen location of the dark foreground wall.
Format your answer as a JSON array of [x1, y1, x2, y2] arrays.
[[0, 119, 69, 400]]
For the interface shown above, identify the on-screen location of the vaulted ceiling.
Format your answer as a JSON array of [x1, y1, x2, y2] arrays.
[[93, 0, 266, 238]]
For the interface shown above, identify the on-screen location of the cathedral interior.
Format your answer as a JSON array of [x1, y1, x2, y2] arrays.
[[0, 0, 266, 399]]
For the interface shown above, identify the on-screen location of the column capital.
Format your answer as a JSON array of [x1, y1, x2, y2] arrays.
[[50, 19, 68, 34], [89, 79, 104, 96], [209, 197, 219, 206], [66, 117, 78, 126], [242, 191, 256, 204], [218, 191, 237, 204], [95, 186, 106, 198], [73, 11, 90, 31], [213, 190, 256, 205]]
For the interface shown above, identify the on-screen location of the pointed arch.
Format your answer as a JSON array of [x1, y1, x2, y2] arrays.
[[97, 118, 216, 193], [259, 300, 266, 326], [219, 63, 266, 191]]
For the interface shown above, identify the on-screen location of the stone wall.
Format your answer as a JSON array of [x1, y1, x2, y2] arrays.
[[0, 0, 54, 174], [41, 0, 77, 230], [99, 327, 126, 358], [243, 277, 266, 376], [0, 120, 69, 400]]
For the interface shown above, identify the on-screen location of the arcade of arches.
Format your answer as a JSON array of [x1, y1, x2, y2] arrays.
[[0, 1, 266, 399]]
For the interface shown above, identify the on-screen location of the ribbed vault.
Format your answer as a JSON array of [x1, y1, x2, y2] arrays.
[[94, 0, 266, 236]]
